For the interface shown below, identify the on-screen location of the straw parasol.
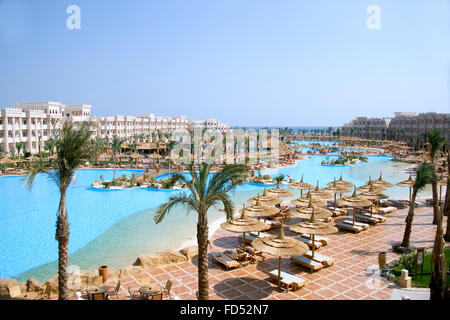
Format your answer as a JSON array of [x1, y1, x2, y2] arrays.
[[0, 157, 16, 171], [360, 184, 389, 217], [221, 205, 269, 251], [240, 198, 280, 219], [25, 155, 40, 162], [327, 174, 354, 188], [396, 174, 415, 203], [291, 191, 327, 207], [337, 188, 372, 226], [147, 153, 162, 159], [252, 223, 308, 290], [248, 190, 283, 206], [323, 180, 351, 210], [290, 197, 333, 220], [357, 178, 386, 193], [288, 175, 314, 195], [303, 181, 333, 199], [289, 208, 338, 258], [266, 186, 294, 198], [372, 172, 394, 188]]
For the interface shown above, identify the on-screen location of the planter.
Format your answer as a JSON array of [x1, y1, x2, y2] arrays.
[[378, 252, 387, 269], [98, 266, 109, 283]]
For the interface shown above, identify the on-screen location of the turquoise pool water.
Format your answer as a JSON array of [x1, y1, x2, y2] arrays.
[[0, 155, 427, 281]]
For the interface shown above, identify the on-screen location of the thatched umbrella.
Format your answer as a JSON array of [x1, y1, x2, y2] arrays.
[[266, 186, 294, 198], [323, 180, 351, 210], [290, 198, 333, 220], [248, 190, 283, 206], [290, 208, 338, 258], [396, 174, 415, 203], [251, 223, 308, 290], [327, 174, 355, 188], [221, 205, 269, 251], [357, 178, 386, 193], [240, 198, 280, 219], [337, 188, 372, 226], [288, 174, 314, 195], [0, 157, 16, 171], [372, 172, 394, 188], [130, 153, 145, 166], [304, 182, 333, 199], [291, 191, 327, 207], [360, 184, 389, 217]]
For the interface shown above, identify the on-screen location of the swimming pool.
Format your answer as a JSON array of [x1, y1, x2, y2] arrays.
[[0, 155, 424, 281]]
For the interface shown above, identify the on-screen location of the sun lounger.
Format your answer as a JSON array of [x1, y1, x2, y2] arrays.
[[335, 220, 365, 233], [387, 199, 407, 208], [212, 252, 240, 270], [327, 200, 345, 208], [355, 213, 380, 224], [377, 206, 397, 214], [290, 255, 323, 272], [304, 251, 336, 267], [249, 232, 272, 238], [268, 270, 306, 292], [358, 211, 387, 222], [331, 208, 347, 217], [300, 234, 329, 245], [296, 237, 323, 250]]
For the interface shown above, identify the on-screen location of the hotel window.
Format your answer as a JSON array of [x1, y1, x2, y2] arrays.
[[0, 119, 2, 124], [22, 132, 27, 137], [22, 120, 27, 125], [43, 120, 48, 125]]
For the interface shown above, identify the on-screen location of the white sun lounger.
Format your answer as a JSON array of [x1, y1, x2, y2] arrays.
[[304, 251, 336, 267], [290, 255, 323, 272], [377, 206, 397, 214], [268, 270, 306, 292], [355, 213, 380, 224], [335, 220, 365, 233], [358, 211, 387, 222], [300, 234, 329, 245], [296, 237, 323, 249]]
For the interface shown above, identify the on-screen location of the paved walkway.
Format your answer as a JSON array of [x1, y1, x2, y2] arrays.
[[98, 206, 441, 300]]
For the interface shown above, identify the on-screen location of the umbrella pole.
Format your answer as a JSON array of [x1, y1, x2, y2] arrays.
[[278, 256, 282, 290], [311, 234, 315, 259], [352, 207, 356, 226], [409, 187, 412, 204], [242, 232, 246, 252], [334, 193, 337, 211]]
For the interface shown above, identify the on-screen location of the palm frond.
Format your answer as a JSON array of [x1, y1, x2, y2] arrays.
[[153, 192, 197, 224], [414, 162, 438, 192], [207, 164, 248, 194], [205, 192, 235, 220]]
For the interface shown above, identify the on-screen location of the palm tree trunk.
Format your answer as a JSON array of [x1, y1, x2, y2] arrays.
[[113, 154, 116, 180], [444, 162, 450, 241], [432, 181, 438, 225], [196, 212, 209, 300], [401, 191, 417, 248], [56, 190, 70, 300], [429, 205, 446, 300]]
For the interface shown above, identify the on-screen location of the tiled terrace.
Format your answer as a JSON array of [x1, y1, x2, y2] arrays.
[[95, 206, 441, 300]]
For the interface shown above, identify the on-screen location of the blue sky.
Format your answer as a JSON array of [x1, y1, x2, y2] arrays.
[[0, 0, 448, 126]]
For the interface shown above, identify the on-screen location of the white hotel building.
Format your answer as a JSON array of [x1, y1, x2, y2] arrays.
[[0, 101, 229, 155]]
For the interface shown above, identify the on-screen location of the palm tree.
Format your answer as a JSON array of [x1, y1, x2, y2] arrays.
[[401, 162, 437, 249], [0, 145, 4, 158], [426, 130, 445, 224], [91, 137, 106, 164], [110, 136, 125, 181], [273, 174, 285, 188], [44, 138, 57, 157], [154, 163, 248, 300], [443, 151, 450, 242], [15, 141, 27, 158], [430, 202, 447, 300], [24, 121, 93, 300]]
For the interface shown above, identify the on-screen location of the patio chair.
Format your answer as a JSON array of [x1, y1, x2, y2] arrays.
[[107, 281, 121, 300], [161, 280, 172, 300], [355, 213, 379, 224], [290, 255, 323, 272], [377, 206, 397, 214], [92, 292, 107, 300], [128, 287, 145, 300], [296, 237, 323, 250], [150, 293, 163, 300]]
